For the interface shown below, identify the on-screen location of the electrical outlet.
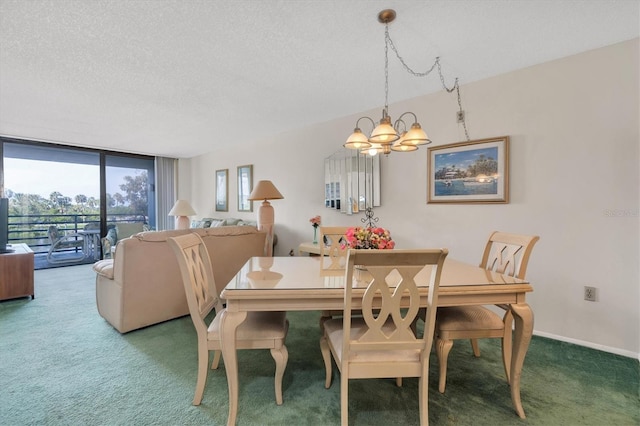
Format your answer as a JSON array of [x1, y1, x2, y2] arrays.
[[584, 286, 597, 302], [456, 110, 465, 123]]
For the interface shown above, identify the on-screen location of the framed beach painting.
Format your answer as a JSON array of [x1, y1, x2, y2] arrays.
[[237, 164, 253, 212], [427, 136, 509, 204], [215, 169, 228, 212]]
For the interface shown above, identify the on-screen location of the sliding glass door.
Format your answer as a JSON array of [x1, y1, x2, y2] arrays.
[[1, 138, 156, 269]]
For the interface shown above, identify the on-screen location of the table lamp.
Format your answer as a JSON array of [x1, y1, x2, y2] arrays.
[[168, 200, 196, 230], [248, 180, 283, 256]]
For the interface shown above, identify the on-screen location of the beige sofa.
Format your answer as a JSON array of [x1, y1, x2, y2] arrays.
[[92, 226, 266, 333]]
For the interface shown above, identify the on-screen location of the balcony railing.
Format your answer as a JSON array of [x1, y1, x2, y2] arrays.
[[8, 213, 147, 254]]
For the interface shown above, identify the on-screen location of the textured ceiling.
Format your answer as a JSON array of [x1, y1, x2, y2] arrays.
[[0, 0, 638, 158]]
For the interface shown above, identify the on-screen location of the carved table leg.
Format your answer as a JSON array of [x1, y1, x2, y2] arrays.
[[510, 303, 534, 419], [219, 309, 248, 426]]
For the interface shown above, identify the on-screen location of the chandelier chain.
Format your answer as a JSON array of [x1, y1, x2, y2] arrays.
[[384, 25, 390, 116], [385, 29, 470, 141]]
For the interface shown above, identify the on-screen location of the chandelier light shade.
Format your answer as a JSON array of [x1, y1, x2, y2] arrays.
[[369, 115, 400, 144], [344, 8, 467, 156], [344, 127, 371, 150], [248, 180, 284, 257], [391, 134, 418, 152], [401, 121, 430, 146], [168, 199, 196, 230]]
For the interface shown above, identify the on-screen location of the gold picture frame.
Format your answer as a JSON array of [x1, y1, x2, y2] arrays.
[[427, 136, 509, 204]]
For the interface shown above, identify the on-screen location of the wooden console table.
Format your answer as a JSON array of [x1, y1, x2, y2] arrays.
[[0, 243, 35, 301]]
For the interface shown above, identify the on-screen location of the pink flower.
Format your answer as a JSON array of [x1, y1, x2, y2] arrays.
[[344, 226, 394, 250], [309, 215, 321, 228]]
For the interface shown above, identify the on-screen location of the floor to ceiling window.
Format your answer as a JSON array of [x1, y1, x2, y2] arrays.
[[1, 138, 156, 269], [105, 154, 156, 228]]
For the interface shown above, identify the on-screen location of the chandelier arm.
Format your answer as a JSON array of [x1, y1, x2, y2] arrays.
[[355, 116, 376, 132], [396, 111, 418, 124], [393, 118, 407, 133]]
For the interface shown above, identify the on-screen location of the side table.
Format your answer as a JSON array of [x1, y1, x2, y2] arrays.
[[0, 243, 35, 301], [298, 242, 322, 256]]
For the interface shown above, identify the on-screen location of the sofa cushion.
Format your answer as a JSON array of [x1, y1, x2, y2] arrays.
[[209, 219, 225, 228], [237, 220, 258, 227], [116, 222, 147, 239], [105, 228, 117, 248], [190, 219, 205, 228]]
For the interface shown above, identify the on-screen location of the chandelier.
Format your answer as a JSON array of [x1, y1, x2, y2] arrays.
[[344, 9, 469, 156]]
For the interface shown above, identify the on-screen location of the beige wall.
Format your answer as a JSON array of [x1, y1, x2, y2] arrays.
[[181, 39, 639, 357]]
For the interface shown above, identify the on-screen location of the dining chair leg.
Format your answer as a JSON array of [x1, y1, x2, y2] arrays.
[[419, 374, 429, 426], [340, 372, 349, 426], [502, 309, 514, 384], [319, 336, 333, 388], [436, 337, 453, 393], [211, 350, 221, 369], [193, 345, 209, 405], [270, 345, 289, 405], [470, 338, 481, 357]]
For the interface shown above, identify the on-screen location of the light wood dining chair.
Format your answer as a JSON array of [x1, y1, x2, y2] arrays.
[[319, 226, 349, 269], [318, 226, 349, 327], [320, 248, 448, 426], [168, 233, 289, 406], [434, 231, 540, 393]]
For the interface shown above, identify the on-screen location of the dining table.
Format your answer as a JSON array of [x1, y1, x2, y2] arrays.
[[219, 255, 534, 425]]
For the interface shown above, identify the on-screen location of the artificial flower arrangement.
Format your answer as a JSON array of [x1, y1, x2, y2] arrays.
[[344, 226, 395, 250], [309, 215, 321, 228], [309, 215, 321, 244]]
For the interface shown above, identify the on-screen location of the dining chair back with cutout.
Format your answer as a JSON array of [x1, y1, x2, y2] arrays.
[[318, 226, 350, 327], [320, 248, 448, 426], [167, 233, 289, 407], [319, 226, 349, 270], [434, 231, 540, 393]]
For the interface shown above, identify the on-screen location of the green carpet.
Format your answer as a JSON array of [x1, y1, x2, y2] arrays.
[[1, 264, 638, 425]]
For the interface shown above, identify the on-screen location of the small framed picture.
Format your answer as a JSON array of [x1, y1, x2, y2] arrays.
[[215, 169, 228, 212], [427, 136, 509, 204], [237, 164, 253, 212]]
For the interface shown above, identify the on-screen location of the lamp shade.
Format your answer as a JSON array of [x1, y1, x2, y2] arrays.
[[168, 199, 196, 216], [248, 180, 284, 201]]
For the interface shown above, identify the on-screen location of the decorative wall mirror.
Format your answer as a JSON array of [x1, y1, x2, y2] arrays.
[[237, 164, 253, 212], [324, 150, 380, 215]]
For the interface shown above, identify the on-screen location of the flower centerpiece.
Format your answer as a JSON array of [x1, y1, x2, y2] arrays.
[[309, 215, 321, 244], [344, 226, 395, 250]]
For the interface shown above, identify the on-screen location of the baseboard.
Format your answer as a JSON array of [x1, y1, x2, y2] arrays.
[[534, 330, 639, 360]]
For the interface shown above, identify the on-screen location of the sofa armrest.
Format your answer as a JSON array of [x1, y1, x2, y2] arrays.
[[93, 259, 114, 280]]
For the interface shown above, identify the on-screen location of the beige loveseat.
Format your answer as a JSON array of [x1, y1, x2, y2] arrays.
[[92, 226, 267, 333]]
